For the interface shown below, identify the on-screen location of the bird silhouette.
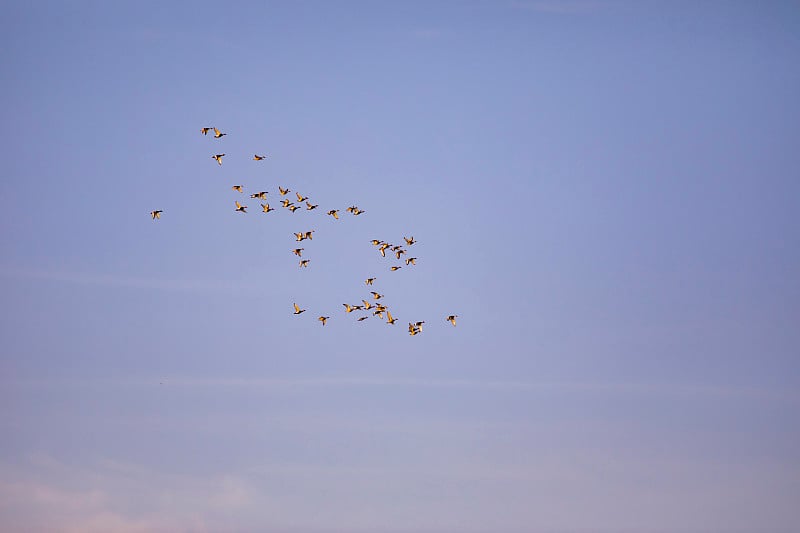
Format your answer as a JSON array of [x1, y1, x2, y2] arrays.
[[365, 278, 376, 285], [279, 187, 290, 196], [212, 154, 225, 165], [213, 127, 226, 138], [235, 201, 247, 213], [327, 210, 339, 219], [390, 266, 402, 271], [306, 201, 318, 211], [318, 316, 330, 326], [404, 236, 416, 245], [405, 257, 417, 265], [250, 191, 268, 200], [293, 303, 306, 315], [293, 248, 304, 256], [299, 259, 310, 268], [253, 154, 266, 160], [201, 127, 212, 135], [447, 315, 458, 326], [261, 203, 275, 213], [232, 185, 243, 193], [150, 210, 162, 220]]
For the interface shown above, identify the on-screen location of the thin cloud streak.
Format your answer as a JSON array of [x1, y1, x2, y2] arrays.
[[9, 375, 798, 403]]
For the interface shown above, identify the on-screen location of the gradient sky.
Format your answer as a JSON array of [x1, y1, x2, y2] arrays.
[[1, 1, 799, 532]]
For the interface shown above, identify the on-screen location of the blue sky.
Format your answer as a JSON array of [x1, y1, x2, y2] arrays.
[[1, 1, 799, 532]]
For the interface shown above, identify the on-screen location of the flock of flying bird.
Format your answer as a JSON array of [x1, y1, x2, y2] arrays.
[[149, 126, 458, 336]]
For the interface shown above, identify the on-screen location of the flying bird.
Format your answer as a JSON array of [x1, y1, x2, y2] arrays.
[[447, 315, 458, 326], [370, 292, 383, 300], [288, 205, 300, 212], [253, 154, 267, 160], [150, 210, 162, 220], [357, 316, 369, 322], [232, 185, 243, 193], [213, 127, 226, 138], [361, 300, 373, 310], [370, 239, 383, 246], [353, 209, 365, 215], [346, 206, 358, 213], [405, 257, 417, 265], [386, 311, 397, 325], [212, 154, 225, 165], [365, 278, 376, 285], [281, 199, 292, 208], [306, 202, 318, 211], [327, 210, 339, 219], [390, 266, 402, 271], [294, 232, 305, 242], [261, 203, 275, 213], [303, 231, 314, 240], [295, 192, 308, 202], [404, 236, 416, 245], [318, 316, 330, 326], [235, 201, 247, 213], [293, 248, 304, 256], [414, 321, 425, 331], [201, 127, 212, 135], [299, 259, 310, 268], [343, 303, 355, 313], [250, 191, 268, 200], [293, 303, 306, 315], [279, 187, 290, 196], [395, 250, 406, 259]]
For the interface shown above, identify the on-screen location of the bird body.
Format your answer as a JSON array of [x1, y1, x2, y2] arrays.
[[365, 278, 376, 285], [251, 191, 268, 200], [232, 185, 243, 192], [405, 257, 417, 265], [213, 127, 226, 138], [318, 316, 330, 326], [253, 154, 266, 160], [201, 127, 211, 135], [293, 248, 304, 256], [293, 303, 306, 315], [279, 187, 290, 196], [296, 192, 308, 202], [288, 205, 300, 212], [386, 311, 397, 325], [150, 210, 162, 220], [299, 259, 310, 268], [404, 236, 415, 245], [447, 315, 458, 326], [306, 202, 318, 211], [390, 266, 402, 271], [235, 201, 247, 213], [327, 210, 339, 219], [212, 154, 225, 165], [261, 203, 275, 213], [371, 292, 383, 299]]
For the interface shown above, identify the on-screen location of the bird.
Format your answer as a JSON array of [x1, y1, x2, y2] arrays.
[[343, 303, 355, 313], [295, 192, 308, 202], [405, 257, 417, 265], [306, 201, 318, 211], [447, 315, 458, 326], [150, 210, 162, 220], [213, 127, 226, 138], [373, 311, 384, 319], [353, 209, 365, 215], [404, 236, 416, 245], [235, 201, 247, 213], [232, 185, 243, 193], [357, 316, 369, 322], [294, 232, 305, 242], [299, 259, 310, 268], [253, 154, 267, 160], [279, 187, 290, 196], [281, 199, 292, 208], [408, 323, 419, 336], [386, 311, 397, 325], [395, 250, 406, 259], [379, 247, 386, 258], [293, 303, 306, 315], [414, 321, 425, 331], [327, 210, 339, 219], [261, 203, 275, 213], [288, 205, 300, 212], [292, 248, 304, 256], [250, 191, 268, 200], [303, 231, 314, 240], [365, 278, 376, 285], [346, 206, 358, 213], [212, 154, 225, 165], [318, 316, 330, 326], [390, 266, 402, 271], [370, 239, 383, 246], [370, 292, 383, 300], [201, 127, 212, 135], [361, 300, 372, 310], [374, 304, 387, 312]]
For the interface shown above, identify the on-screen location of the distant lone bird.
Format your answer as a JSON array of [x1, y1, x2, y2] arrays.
[[212, 154, 225, 165], [213, 127, 226, 138], [386, 311, 397, 325], [279, 187, 290, 196], [365, 278, 376, 285], [261, 203, 274, 213], [253, 154, 266, 160], [293, 248, 304, 256], [327, 209, 339, 219], [293, 303, 306, 315], [250, 191, 268, 200], [295, 192, 308, 202], [235, 201, 247, 213], [370, 292, 383, 300], [232, 185, 243, 193], [318, 316, 330, 326], [446, 315, 458, 326], [405, 257, 417, 265], [404, 236, 416, 245], [306, 201, 318, 211], [201, 127, 212, 135], [390, 266, 402, 271], [299, 259, 310, 268], [150, 210, 162, 220]]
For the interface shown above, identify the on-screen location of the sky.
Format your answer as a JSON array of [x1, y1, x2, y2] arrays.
[[1, 1, 799, 531]]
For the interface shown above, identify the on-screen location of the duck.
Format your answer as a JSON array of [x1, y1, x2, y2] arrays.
[[212, 154, 225, 165], [235, 201, 247, 213], [327, 209, 339, 219], [213, 127, 226, 138], [365, 278, 376, 285], [318, 316, 330, 326], [231, 185, 243, 193], [446, 315, 458, 326], [279, 187, 290, 196], [253, 154, 267, 160], [150, 210, 162, 220], [293, 303, 306, 315], [261, 203, 275, 213]]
